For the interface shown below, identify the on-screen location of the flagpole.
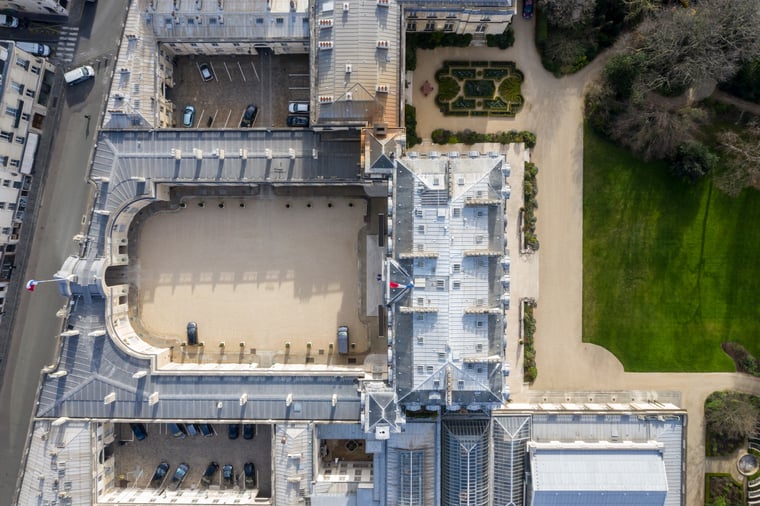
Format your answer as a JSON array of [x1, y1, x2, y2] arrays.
[[25, 278, 60, 292]]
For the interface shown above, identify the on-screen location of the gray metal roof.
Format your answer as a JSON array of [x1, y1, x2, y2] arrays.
[[530, 446, 668, 505], [313, 0, 401, 126], [37, 299, 363, 421]]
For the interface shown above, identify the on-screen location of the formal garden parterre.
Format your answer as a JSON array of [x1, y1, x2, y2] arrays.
[[435, 61, 524, 117]]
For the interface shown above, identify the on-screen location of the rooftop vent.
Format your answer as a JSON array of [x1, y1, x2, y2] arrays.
[[345, 92, 353, 100], [376, 84, 389, 93], [377, 0, 389, 6], [319, 95, 334, 103], [343, 1, 350, 11], [345, 64, 352, 73], [318, 40, 333, 50], [376, 39, 389, 48], [374, 122, 388, 136], [318, 18, 333, 28]]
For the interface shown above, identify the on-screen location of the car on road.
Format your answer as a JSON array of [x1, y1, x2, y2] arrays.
[[151, 461, 170, 485], [129, 423, 147, 440], [186, 321, 198, 344], [222, 464, 234, 486], [228, 424, 240, 440], [0, 14, 19, 28], [286, 115, 309, 127], [243, 424, 255, 440], [182, 106, 195, 128], [244, 462, 257, 489], [199, 63, 214, 81], [201, 462, 219, 486], [15, 42, 51, 57], [64, 65, 95, 85], [522, 0, 533, 19], [171, 463, 189, 488], [240, 104, 258, 127], [288, 102, 309, 114]]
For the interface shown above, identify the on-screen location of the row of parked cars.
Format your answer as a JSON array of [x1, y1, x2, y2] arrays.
[[150, 461, 257, 489], [128, 422, 255, 440]]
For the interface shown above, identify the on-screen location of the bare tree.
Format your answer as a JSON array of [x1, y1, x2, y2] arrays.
[[538, 0, 597, 27], [715, 122, 760, 196], [610, 102, 706, 160], [705, 391, 760, 443], [622, 0, 662, 21], [634, 0, 760, 92]]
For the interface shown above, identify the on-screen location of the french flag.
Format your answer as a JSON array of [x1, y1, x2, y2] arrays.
[[25, 279, 37, 292]]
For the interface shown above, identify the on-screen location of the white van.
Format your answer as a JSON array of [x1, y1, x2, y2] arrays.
[[64, 65, 95, 85], [15, 42, 51, 57]]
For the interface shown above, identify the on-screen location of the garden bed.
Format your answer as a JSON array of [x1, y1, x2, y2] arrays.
[[435, 61, 524, 117]]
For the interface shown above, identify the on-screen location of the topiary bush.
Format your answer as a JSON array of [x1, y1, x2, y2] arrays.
[[437, 76, 460, 102]]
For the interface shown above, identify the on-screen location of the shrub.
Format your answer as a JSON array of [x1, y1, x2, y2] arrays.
[[431, 129, 452, 145], [486, 26, 515, 49], [430, 129, 537, 147], [669, 141, 717, 183], [437, 77, 460, 101], [499, 75, 522, 103], [405, 105, 421, 148], [523, 162, 539, 252], [523, 301, 538, 383], [603, 54, 642, 101], [722, 342, 760, 377]]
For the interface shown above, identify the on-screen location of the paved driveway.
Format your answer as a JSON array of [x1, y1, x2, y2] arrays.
[[409, 16, 760, 506]]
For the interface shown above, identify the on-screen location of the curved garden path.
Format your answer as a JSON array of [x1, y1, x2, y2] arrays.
[[409, 17, 760, 505]]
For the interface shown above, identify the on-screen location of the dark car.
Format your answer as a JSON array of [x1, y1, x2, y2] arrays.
[[186, 321, 198, 345], [199, 63, 214, 81], [522, 0, 533, 19], [228, 424, 240, 440], [151, 461, 170, 484], [201, 461, 219, 486], [167, 422, 186, 439], [222, 464, 234, 486], [244, 462, 257, 489], [240, 104, 258, 127], [243, 424, 256, 440], [171, 463, 190, 488], [286, 115, 309, 127], [130, 423, 147, 441], [199, 423, 216, 437]]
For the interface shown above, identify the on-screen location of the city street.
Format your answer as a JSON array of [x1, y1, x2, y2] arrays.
[[0, 1, 130, 502]]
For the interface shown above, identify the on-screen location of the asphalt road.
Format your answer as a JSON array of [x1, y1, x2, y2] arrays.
[[0, 1, 129, 503]]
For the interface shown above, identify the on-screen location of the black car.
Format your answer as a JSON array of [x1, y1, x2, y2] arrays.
[[201, 461, 219, 486], [243, 424, 255, 440], [244, 462, 257, 489], [240, 104, 258, 127], [228, 423, 240, 440], [186, 321, 198, 345], [151, 461, 170, 484], [286, 115, 309, 127], [222, 464, 234, 486], [129, 423, 147, 441]]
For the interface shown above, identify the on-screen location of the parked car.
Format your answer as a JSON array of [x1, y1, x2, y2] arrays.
[[337, 325, 349, 354], [171, 463, 190, 488], [129, 423, 147, 440], [222, 464, 234, 486], [151, 461, 170, 484], [0, 14, 19, 28], [288, 102, 309, 114], [15, 42, 51, 57], [522, 0, 533, 19], [201, 461, 219, 486], [286, 115, 309, 127], [199, 62, 214, 81], [243, 424, 256, 440], [244, 462, 257, 489], [228, 424, 240, 440], [240, 104, 258, 127], [186, 321, 198, 344], [167, 422, 186, 439], [185, 423, 199, 436], [182, 106, 195, 128], [199, 423, 216, 437]]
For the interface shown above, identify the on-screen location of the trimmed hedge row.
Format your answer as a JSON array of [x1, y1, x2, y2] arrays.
[[523, 161, 539, 251], [523, 301, 537, 383], [429, 129, 536, 148], [405, 105, 421, 148]]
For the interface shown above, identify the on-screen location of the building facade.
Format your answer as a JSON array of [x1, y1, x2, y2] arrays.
[[0, 41, 54, 312]]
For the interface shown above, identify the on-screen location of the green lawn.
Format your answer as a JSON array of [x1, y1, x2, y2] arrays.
[[583, 126, 760, 371]]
